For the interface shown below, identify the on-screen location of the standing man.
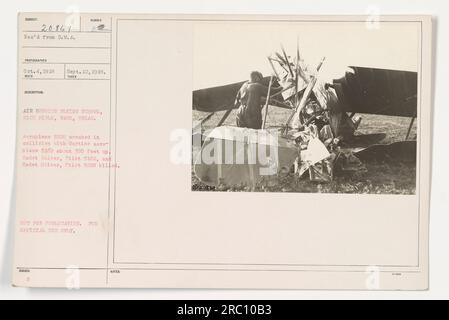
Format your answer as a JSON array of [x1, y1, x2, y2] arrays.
[[235, 71, 282, 129]]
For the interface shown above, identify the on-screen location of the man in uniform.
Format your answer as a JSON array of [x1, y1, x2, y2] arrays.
[[235, 71, 282, 129]]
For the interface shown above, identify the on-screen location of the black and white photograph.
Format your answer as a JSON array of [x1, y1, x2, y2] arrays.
[[192, 21, 419, 194]]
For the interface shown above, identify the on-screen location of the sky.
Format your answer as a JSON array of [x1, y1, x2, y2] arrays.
[[193, 20, 420, 89]]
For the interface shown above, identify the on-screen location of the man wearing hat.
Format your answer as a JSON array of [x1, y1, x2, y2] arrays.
[[235, 71, 282, 129]]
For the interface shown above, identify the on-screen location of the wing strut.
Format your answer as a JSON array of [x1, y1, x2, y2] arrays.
[[262, 76, 274, 129], [217, 108, 233, 127], [405, 117, 415, 140]]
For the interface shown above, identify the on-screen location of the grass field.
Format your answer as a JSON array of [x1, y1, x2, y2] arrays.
[[192, 108, 417, 194]]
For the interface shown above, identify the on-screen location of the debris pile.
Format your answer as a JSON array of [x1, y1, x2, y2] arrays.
[[266, 45, 364, 183]]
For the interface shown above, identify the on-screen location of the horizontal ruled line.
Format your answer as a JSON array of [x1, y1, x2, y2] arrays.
[[22, 46, 110, 49], [22, 62, 111, 65], [15, 266, 421, 274], [22, 30, 111, 34], [22, 78, 110, 81]]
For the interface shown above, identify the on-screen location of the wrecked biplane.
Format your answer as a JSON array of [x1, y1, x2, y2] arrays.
[[192, 45, 417, 188]]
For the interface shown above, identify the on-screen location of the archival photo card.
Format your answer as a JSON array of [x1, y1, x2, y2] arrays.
[[13, 14, 431, 289]]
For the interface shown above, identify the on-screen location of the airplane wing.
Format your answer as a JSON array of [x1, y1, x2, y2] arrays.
[[333, 67, 417, 117], [193, 67, 418, 118], [193, 81, 245, 112], [192, 76, 280, 112]]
